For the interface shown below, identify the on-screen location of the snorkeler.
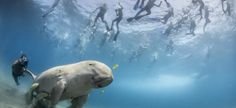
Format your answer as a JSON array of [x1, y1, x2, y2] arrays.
[[160, 0, 174, 24], [203, 6, 211, 32], [133, 0, 146, 10], [166, 39, 174, 55], [221, 0, 231, 16], [12, 53, 36, 86], [192, 0, 205, 20], [92, 4, 110, 31], [42, 0, 61, 18], [110, 3, 123, 41], [127, 0, 162, 22], [164, 22, 173, 36], [186, 18, 196, 36]]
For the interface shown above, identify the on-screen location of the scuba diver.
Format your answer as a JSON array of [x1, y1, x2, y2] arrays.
[[203, 6, 211, 32], [42, 0, 61, 18], [92, 4, 110, 31], [12, 53, 36, 86], [186, 18, 196, 36], [160, 0, 174, 24], [164, 22, 173, 36], [192, 0, 205, 20], [127, 0, 162, 22], [133, 0, 146, 10], [110, 3, 123, 41], [221, 0, 231, 16], [166, 39, 174, 55]]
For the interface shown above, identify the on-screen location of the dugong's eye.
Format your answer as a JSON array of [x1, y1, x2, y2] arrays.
[[89, 63, 94, 66]]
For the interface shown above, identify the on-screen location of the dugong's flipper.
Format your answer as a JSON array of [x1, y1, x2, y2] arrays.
[[25, 83, 39, 105], [50, 79, 66, 105], [68, 95, 88, 108]]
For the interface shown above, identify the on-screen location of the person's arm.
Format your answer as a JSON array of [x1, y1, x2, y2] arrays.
[[164, 0, 168, 5], [92, 7, 100, 13], [154, 1, 162, 7]]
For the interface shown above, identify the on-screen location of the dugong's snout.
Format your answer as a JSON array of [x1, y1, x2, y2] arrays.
[[93, 76, 113, 88], [85, 60, 114, 88]]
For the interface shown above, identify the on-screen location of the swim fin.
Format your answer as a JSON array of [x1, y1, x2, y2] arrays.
[[134, 16, 143, 20], [127, 17, 134, 22]]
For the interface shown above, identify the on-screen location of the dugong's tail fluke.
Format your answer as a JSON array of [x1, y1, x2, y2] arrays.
[[25, 69, 37, 80]]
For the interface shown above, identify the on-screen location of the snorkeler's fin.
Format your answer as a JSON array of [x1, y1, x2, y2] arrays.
[[134, 16, 143, 20], [127, 17, 134, 22]]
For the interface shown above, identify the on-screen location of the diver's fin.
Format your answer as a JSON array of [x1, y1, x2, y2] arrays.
[[25, 69, 37, 80], [134, 16, 143, 20], [127, 18, 134, 22]]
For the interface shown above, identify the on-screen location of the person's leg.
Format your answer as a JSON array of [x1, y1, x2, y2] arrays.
[[101, 16, 110, 31], [92, 15, 99, 27], [134, 9, 145, 18], [199, 5, 204, 19], [111, 18, 119, 30], [114, 19, 121, 41], [12, 72, 19, 86], [140, 0, 145, 8], [162, 14, 169, 24], [135, 9, 151, 20], [226, 2, 231, 16], [134, 0, 141, 10]]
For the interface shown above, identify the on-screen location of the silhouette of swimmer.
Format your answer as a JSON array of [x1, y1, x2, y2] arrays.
[[221, 0, 231, 16], [186, 18, 196, 36], [160, 0, 174, 24], [12, 53, 36, 86], [110, 3, 123, 41], [92, 4, 110, 31], [164, 22, 174, 36], [166, 39, 174, 55], [127, 0, 162, 22], [133, 0, 146, 10], [203, 6, 210, 32], [42, 0, 61, 18], [192, 0, 205, 20]]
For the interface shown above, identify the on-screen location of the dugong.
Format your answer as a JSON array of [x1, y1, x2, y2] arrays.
[[26, 60, 113, 108]]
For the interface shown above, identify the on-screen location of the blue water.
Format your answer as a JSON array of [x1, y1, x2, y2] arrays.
[[0, 0, 236, 108]]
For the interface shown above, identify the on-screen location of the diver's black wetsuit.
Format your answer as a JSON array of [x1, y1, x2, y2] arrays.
[[160, 0, 174, 24], [203, 6, 210, 32], [12, 55, 28, 86], [127, 0, 162, 22], [92, 4, 109, 31], [111, 3, 123, 41], [221, 0, 231, 16], [134, 0, 146, 10]]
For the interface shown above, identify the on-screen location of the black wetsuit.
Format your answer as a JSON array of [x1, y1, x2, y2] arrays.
[[127, 0, 162, 22], [92, 5, 109, 30], [12, 56, 28, 86], [111, 5, 123, 41]]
